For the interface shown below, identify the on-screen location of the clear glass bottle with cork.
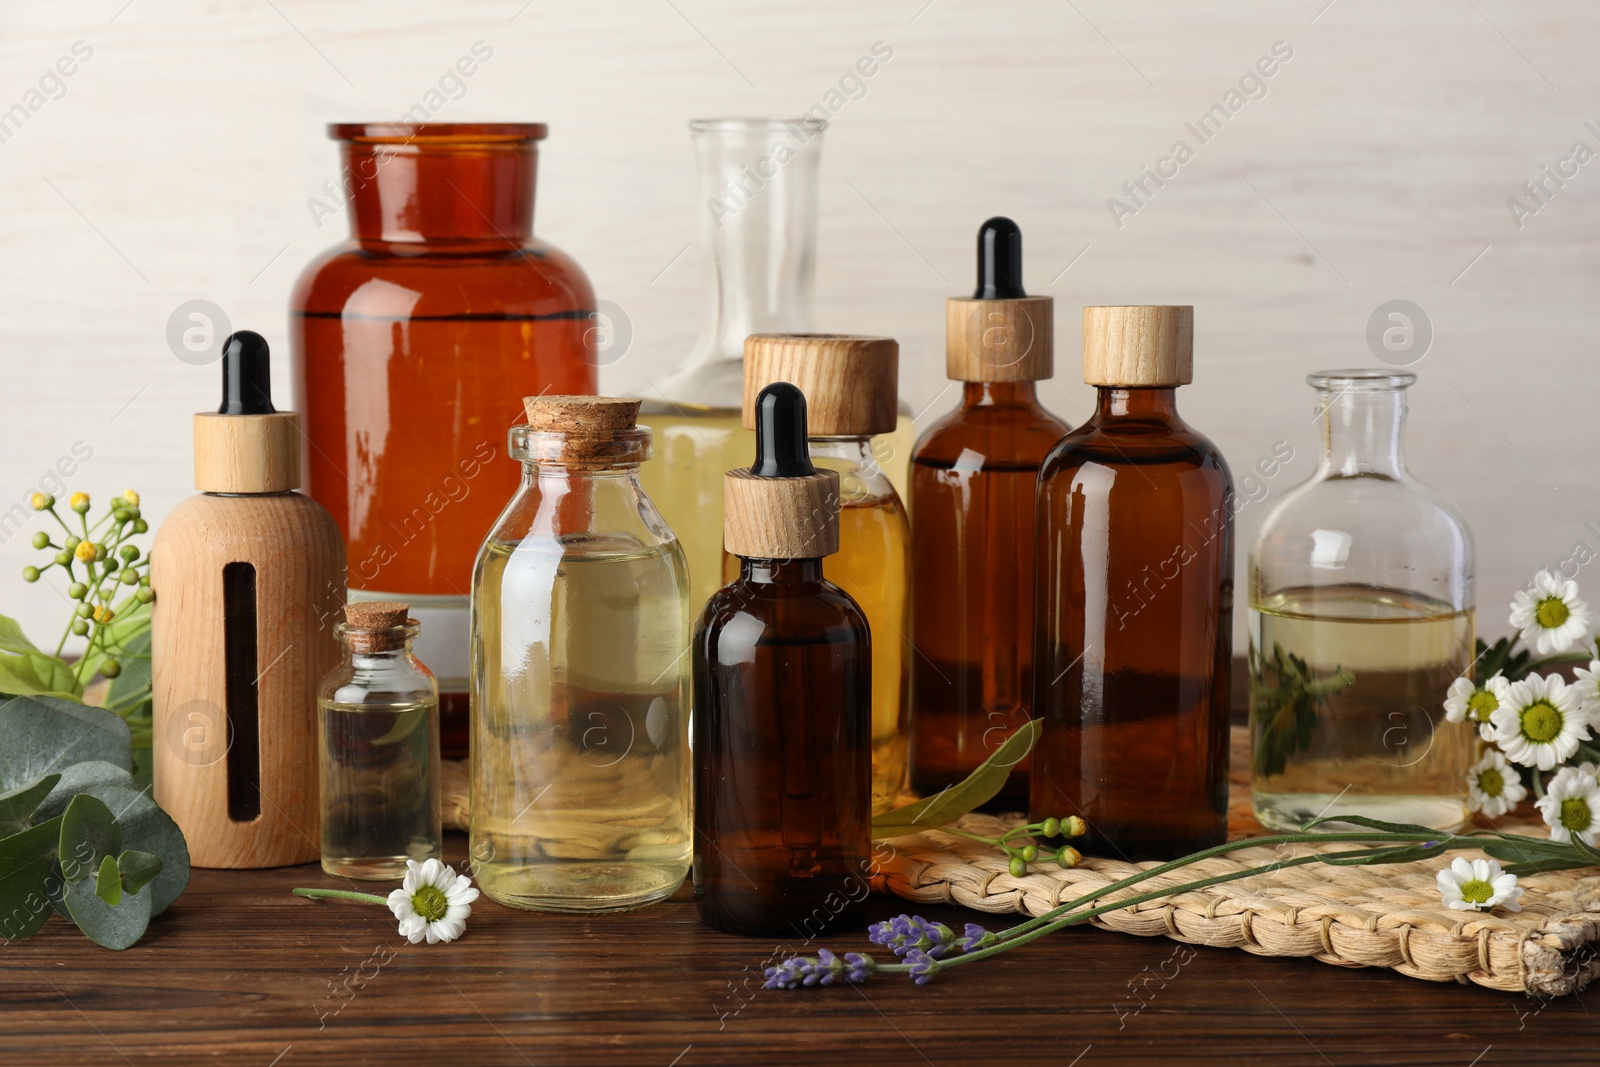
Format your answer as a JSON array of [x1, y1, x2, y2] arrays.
[[1030, 306, 1235, 859], [740, 335, 910, 810], [910, 218, 1070, 810], [694, 382, 872, 937], [470, 396, 692, 912], [317, 600, 442, 879]]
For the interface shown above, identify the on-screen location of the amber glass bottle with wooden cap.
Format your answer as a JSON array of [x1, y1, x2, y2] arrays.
[[694, 382, 872, 937], [1030, 306, 1234, 859], [292, 123, 599, 762], [910, 218, 1070, 811], [741, 335, 909, 810], [153, 331, 346, 869], [470, 395, 691, 911]]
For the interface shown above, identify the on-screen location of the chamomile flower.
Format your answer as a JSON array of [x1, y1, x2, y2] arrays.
[[1490, 673, 1591, 770], [1444, 674, 1510, 741], [1509, 571, 1592, 655], [1464, 749, 1527, 818], [1436, 856, 1522, 913], [1571, 660, 1600, 723], [386, 858, 479, 945], [1535, 766, 1600, 847]]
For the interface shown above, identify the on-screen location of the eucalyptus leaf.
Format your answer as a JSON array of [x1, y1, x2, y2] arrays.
[[0, 614, 40, 654], [872, 720, 1042, 838], [0, 696, 131, 793], [0, 773, 60, 837], [59, 794, 120, 884], [0, 652, 82, 700], [0, 816, 62, 939], [34, 771, 188, 917], [60, 868, 151, 951], [116, 849, 161, 896], [95, 854, 122, 906]]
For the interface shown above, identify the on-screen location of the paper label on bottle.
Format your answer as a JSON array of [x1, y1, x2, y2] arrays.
[[349, 590, 469, 693]]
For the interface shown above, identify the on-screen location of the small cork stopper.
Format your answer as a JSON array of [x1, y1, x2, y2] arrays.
[[1082, 306, 1193, 387], [945, 297, 1054, 382], [724, 468, 840, 559], [342, 601, 413, 652], [742, 335, 898, 436], [519, 395, 650, 465], [192, 412, 301, 493]]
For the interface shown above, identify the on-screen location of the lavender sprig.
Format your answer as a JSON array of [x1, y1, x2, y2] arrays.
[[762, 949, 876, 989]]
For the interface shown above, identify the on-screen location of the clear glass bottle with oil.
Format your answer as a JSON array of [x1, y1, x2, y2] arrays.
[[1250, 370, 1474, 833], [739, 335, 910, 810], [317, 601, 442, 879], [470, 396, 692, 911]]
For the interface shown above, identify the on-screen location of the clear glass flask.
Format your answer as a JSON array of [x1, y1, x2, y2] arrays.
[[317, 602, 442, 880], [1250, 370, 1475, 833], [470, 396, 692, 911]]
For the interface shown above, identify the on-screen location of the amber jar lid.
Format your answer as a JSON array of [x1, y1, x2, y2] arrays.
[[512, 395, 652, 467], [742, 334, 898, 437], [1082, 306, 1194, 387]]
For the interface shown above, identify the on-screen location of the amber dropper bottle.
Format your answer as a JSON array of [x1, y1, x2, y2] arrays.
[[740, 335, 909, 811], [693, 382, 873, 938], [909, 217, 1070, 811], [1030, 306, 1234, 860]]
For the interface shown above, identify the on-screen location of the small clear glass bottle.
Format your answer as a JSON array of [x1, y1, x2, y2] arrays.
[[471, 396, 692, 912], [1250, 370, 1474, 833], [317, 601, 442, 880]]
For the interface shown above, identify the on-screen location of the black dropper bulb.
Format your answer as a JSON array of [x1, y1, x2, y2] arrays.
[[974, 216, 1026, 300], [749, 382, 816, 478], [218, 330, 277, 415]]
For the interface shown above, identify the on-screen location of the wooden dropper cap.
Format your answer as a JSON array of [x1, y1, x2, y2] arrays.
[[724, 382, 840, 559], [192, 331, 302, 493], [742, 335, 898, 436], [1082, 306, 1193, 387], [519, 395, 650, 465], [945, 217, 1053, 382]]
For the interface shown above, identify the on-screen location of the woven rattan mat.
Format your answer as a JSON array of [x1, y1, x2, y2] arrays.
[[438, 729, 1600, 996]]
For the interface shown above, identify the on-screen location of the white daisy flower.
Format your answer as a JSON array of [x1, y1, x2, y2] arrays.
[[1490, 673, 1591, 770], [1464, 749, 1528, 818], [1572, 660, 1600, 722], [1508, 571, 1592, 655], [1436, 856, 1523, 913], [1535, 766, 1600, 847], [387, 858, 480, 945], [1443, 673, 1511, 741]]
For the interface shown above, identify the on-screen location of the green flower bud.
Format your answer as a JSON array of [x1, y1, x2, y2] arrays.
[[1020, 844, 1038, 862], [1008, 856, 1027, 878], [100, 660, 121, 679], [120, 545, 139, 562], [134, 587, 154, 604], [113, 510, 130, 526], [132, 519, 148, 534], [68, 582, 88, 599], [69, 493, 91, 515], [71, 620, 89, 636], [1040, 817, 1061, 838], [54, 550, 72, 566], [127, 506, 141, 520], [104, 558, 119, 573], [30, 531, 49, 550], [21, 566, 39, 583], [1056, 846, 1081, 868], [75, 603, 93, 619], [63, 535, 81, 552], [119, 568, 139, 585]]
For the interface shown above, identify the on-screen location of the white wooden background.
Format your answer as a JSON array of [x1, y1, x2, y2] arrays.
[[1, 0, 1596, 649]]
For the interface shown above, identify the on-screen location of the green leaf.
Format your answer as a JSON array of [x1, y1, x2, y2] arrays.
[[0, 652, 83, 700], [0, 773, 60, 837], [1300, 814, 1442, 837], [0, 696, 131, 793], [0, 816, 63, 939], [60, 866, 150, 950], [59, 794, 120, 884], [0, 614, 40, 654], [95, 854, 121, 905], [872, 720, 1042, 838], [116, 850, 161, 896], [34, 766, 188, 917]]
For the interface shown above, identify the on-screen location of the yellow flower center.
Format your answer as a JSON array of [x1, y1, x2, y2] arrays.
[[1466, 689, 1498, 723], [412, 884, 448, 922], [1560, 797, 1593, 832], [1476, 768, 1505, 797], [1534, 596, 1570, 630], [1520, 701, 1563, 744], [1458, 878, 1494, 905]]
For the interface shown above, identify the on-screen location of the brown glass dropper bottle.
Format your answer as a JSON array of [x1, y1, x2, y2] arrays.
[[692, 381, 873, 938], [1030, 306, 1235, 860], [909, 217, 1070, 810]]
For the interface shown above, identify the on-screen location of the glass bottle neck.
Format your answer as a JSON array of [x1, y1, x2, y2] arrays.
[[1093, 386, 1181, 421], [962, 381, 1042, 409], [1316, 386, 1407, 478], [346, 645, 416, 668], [740, 557, 825, 583], [340, 136, 539, 247]]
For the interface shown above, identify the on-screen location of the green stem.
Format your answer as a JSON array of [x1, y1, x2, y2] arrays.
[[1524, 651, 1590, 673], [292, 888, 390, 906]]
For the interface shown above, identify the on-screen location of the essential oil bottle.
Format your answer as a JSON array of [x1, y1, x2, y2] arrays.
[[910, 218, 1070, 810], [741, 335, 909, 810], [471, 396, 692, 912], [1030, 306, 1234, 860], [317, 601, 442, 879], [694, 382, 872, 938]]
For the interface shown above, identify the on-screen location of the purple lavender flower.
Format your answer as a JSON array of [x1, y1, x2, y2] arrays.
[[957, 922, 996, 952], [763, 949, 877, 990], [867, 914, 958, 958], [904, 948, 942, 985]]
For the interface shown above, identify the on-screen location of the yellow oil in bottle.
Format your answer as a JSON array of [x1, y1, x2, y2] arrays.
[[470, 538, 693, 911], [1250, 586, 1475, 833]]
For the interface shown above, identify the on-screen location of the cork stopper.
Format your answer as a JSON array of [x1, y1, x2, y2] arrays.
[[516, 395, 651, 466], [945, 217, 1054, 382], [724, 383, 840, 559], [742, 335, 898, 437], [1082, 306, 1193, 387], [341, 601, 415, 653], [193, 331, 301, 493]]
